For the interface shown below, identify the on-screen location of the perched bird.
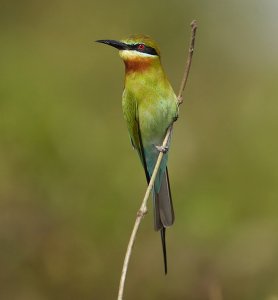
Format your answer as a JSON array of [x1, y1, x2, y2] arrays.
[[96, 35, 178, 273]]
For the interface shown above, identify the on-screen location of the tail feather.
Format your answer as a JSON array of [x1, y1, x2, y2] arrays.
[[160, 228, 167, 274], [158, 168, 175, 227], [153, 167, 174, 274]]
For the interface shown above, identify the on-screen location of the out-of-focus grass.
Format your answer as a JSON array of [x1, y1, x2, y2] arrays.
[[1, 0, 278, 299]]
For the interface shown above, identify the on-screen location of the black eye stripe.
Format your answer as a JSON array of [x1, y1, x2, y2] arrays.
[[128, 44, 158, 56]]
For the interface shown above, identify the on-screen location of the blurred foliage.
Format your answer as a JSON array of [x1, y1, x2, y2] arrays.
[[1, 0, 278, 299]]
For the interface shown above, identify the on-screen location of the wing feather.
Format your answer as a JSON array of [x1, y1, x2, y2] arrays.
[[122, 91, 150, 183]]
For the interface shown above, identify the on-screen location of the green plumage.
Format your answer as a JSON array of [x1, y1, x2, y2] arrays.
[[96, 34, 178, 273], [122, 62, 178, 193]]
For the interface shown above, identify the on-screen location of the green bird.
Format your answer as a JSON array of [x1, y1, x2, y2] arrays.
[[96, 35, 178, 273]]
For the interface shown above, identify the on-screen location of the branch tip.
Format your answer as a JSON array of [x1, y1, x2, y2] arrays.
[[190, 20, 198, 29]]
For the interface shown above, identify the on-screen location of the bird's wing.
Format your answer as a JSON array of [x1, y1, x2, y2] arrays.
[[122, 92, 150, 183], [135, 116, 150, 183]]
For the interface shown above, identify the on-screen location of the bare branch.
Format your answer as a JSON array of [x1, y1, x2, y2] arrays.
[[177, 20, 198, 105], [117, 20, 198, 300]]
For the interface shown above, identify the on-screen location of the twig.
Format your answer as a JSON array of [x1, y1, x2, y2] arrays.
[[117, 20, 198, 300], [178, 20, 198, 105]]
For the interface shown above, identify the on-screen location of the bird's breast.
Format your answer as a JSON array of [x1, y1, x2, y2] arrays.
[[138, 98, 175, 145], [122, 75, 178, 150]]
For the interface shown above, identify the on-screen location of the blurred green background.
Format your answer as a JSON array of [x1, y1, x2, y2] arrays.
[[1, 0, 278, 299]]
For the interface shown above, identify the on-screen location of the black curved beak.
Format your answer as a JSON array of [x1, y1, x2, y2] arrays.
[[95, 39, 128, 50]]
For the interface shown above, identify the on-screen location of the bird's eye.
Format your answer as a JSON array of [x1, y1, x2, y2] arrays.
[[137, 44, 145, 50]]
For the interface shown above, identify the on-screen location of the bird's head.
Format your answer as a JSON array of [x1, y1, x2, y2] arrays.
[[96, 34, 161, 73]]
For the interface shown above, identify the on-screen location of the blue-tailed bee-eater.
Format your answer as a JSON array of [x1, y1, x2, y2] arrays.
[[96, 35, 178, 273]]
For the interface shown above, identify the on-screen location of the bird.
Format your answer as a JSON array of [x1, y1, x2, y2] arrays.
[[96, 35, 178, 274]]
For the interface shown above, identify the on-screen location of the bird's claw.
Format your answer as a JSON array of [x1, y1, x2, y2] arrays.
[[173, 115, 178, 122], [155, 145, 169, 153]]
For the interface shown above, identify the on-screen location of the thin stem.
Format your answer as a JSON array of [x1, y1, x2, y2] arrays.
[[117, 20, 198, 300], [177, 20, 198, 104]]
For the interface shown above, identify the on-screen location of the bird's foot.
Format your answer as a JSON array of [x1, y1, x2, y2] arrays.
[[173, 115, 178, 122], [155, 145, 169, 153]]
